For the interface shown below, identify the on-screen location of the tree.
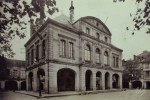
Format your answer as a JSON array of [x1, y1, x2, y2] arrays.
[[0, 0, 58, 57], [113, 0, 150, 35], [123, 60, 141, 82], [0, 55, 7, 80]]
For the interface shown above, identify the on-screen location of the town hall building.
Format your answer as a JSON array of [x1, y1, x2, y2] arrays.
[[25, 1, 123, 94]]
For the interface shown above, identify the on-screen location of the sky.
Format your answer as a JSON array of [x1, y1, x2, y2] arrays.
[[11, 0, 150, 60]]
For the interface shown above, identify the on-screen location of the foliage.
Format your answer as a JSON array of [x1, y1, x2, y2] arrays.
[[0, 0, 58, 57], [0, 55, 7, 80], [123, 60, 142, 82], [113, 0, 150, 35]]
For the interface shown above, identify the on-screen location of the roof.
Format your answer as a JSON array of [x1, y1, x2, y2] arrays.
[[53, 14, 74, 28], [138, 51, 150, 57], [24, 17, 79, 47], [74, 16, 112, 36], [110, 44, 123, 52], [6, 59, 26, 68]]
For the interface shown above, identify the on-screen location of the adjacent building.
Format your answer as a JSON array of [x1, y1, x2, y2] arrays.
[[0, 58, 26, 91], [122, 51, 150, 89], [25, 2, 123, 93]]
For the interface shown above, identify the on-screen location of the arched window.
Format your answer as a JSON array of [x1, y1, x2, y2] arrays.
[[60, 40, 66, 57], [95, 48, 100, 63], [85, 44, 91, 61], [104, 51, 108, 65]]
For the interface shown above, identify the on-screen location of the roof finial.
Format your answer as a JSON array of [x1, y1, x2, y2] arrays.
[[71, 0, 73, 6], [69, 0, 74, 10]]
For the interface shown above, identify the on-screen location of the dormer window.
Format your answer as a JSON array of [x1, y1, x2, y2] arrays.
[[105, 37, 108, 43], [86, 27, 90, 34]]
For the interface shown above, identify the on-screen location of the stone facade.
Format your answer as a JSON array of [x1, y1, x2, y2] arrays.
[[25, 2, 123, 93], [0, 59, 26, 91]]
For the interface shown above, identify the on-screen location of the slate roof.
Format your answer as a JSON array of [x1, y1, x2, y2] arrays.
[[53, 14, 75, 28]]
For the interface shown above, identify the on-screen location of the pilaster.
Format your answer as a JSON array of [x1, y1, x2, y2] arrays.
[[79, 67, 86, 92], [49, 66, 57, 93]]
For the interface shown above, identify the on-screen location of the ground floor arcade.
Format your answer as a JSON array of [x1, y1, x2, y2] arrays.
[[0, 80, 26, 91], [26, 63, 123, 93], [122, 80, 150, 89]]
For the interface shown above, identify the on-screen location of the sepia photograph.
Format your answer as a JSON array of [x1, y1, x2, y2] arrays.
[[0, 0, 150, 100]]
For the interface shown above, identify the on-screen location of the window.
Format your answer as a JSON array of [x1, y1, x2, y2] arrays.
[[36, 44, 39, 61], [105, 37, 108, 43], [95, 48, 100, 63], [104, 51, 108, 65], [116, 57, 119, 67], [69, 42, 74, 58], [96, 33, 100, 39], [60, 40, 66, 57], [31, 48, 34, 64], [113, 56, 115, 67], [85, 45, 91, 61], [27, 52, 30, 65], [13, 70, 17, 78], [42, 40, 46, 57], [86, 27, 90, 34]]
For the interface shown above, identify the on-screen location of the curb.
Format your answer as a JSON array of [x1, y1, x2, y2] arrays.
[[15, 89, 125, 98]]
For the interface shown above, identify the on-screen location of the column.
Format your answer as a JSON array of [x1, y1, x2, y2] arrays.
[[33, 69, 38, 91], [110, 73, 112, 89], [119, 74, 123, 89], [101, 72, 105, 90], [129, 82, 132, 89], [75, 69, 80, 92], [44, 66, 49, 93], [1, 81, 5, 90], [143, 81, 147, 89], [49, 66, 57, 93], [79, 67, 86, 92], [17, 81, 21, 90], [26, 72, 29, 91], [92, 70, 96, 91]]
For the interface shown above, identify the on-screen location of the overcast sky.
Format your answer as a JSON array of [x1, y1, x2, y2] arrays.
[[11, 0, 150, 60]]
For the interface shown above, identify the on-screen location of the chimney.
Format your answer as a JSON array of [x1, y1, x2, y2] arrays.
[[69, 1, 74, 23], [30, 19, 34, 37]]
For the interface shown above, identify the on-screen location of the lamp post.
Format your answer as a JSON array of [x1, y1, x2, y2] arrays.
[[34, 58, 42, 97]]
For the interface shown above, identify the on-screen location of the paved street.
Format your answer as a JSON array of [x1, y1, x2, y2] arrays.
[[0, 90, 150, 100]]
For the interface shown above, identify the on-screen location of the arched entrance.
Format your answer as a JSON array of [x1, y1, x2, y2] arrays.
[[85, 70, 92, 91], [123, 82, 129, 88], [37, 69, 45, 90], [28, 72, 33, 90], [57, 68, 75, 91], [146, 82, 150, 89], [5, 81, 18, 90], [105, 72, 110, 89], [112, 74, 120, 88], [21, 81, 26, 90], [132, 81, 142, 89], [96, 71, 101, 90]]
